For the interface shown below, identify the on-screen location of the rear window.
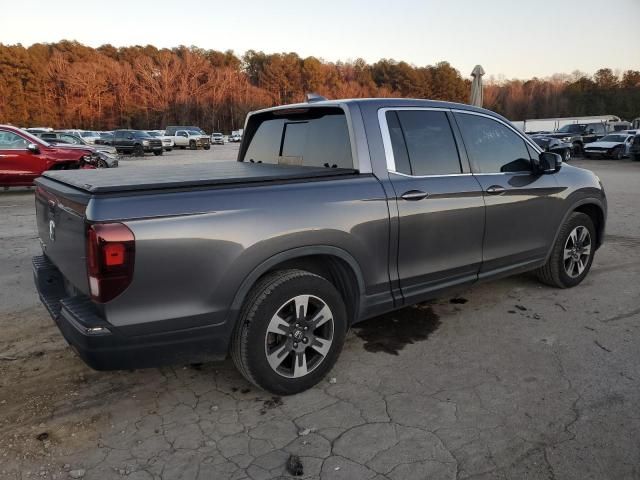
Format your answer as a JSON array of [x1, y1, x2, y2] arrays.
[[241, 108, 353, 169]]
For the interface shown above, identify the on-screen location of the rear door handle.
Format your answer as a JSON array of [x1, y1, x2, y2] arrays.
[[485, 185, 506, 195], [401, 190, 429, 201]]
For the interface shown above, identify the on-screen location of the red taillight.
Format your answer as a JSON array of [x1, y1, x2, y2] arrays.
[[86, 223, 135, 303]]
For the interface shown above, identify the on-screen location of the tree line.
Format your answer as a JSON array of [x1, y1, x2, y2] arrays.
[[1, 41, 638, 132]]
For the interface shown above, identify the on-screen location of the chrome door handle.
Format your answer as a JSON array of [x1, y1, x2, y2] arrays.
[[401, 190, 429, 201], [485, 185, 506, 195]]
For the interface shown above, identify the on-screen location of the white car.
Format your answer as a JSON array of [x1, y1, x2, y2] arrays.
[[146, 131, 174, 151], [584, 133, 635, 159]]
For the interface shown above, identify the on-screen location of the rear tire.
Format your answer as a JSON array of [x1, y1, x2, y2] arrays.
[[231, 269, 347, 395], [536, 212, 596, 288]]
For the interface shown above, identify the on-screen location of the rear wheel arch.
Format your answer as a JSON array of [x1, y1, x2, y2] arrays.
[[228, 247, 365, 329]]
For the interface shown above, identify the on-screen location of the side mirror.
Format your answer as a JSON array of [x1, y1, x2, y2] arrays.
[[27, 143, 40, 153], [535, 151, 561, 174]]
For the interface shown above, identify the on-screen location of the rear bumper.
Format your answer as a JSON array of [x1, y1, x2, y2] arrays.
[[33, 255, 229, 370]]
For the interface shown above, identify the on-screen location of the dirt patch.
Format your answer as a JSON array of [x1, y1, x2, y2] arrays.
[[352, 304, 441, 355]]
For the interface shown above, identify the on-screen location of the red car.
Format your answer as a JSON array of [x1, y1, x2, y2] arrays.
[[0, 125, 96, 187]]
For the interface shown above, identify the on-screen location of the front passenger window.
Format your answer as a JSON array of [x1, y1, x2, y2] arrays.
[[455, 113, 532, 173]]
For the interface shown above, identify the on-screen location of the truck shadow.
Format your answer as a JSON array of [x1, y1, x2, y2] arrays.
[[351, 304, 441, 355]]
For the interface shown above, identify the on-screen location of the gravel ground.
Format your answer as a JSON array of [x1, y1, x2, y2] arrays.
[[116, 143, 241, 167], [0, 155, 639, 480]]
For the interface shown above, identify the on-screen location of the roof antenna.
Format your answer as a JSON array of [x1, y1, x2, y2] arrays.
[[305, 92, 327, 103]]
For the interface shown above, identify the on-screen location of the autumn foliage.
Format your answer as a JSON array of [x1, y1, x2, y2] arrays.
[[1, 41, 638, 132]]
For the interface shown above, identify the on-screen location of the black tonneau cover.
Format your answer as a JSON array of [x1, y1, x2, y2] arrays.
[[42, 161, 357, 194]]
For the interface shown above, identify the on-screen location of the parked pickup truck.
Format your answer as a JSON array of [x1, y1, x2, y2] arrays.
[[112, 130, 163, 156], [544, 122, 608, 155], [33, 98, 607, 395], [171, 129, 211, 150]]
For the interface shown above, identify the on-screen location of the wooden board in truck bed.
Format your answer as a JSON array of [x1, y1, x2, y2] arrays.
[[42, 161, 357, 194]]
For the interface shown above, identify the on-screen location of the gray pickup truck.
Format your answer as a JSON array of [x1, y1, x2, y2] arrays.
[[33, 98, 607, 394]]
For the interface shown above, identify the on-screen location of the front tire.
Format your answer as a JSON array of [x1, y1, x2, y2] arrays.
[[189, 140, 197, 150], [612, 146, 624, 160], [536, 212, 596, 288], [133, 144, 144, 157], [231, 269, 347, 395], [572, 142, 582, 156], [562, 148, 571, 162], [153, 150, 163, 156], [633, 154, 640, 162]]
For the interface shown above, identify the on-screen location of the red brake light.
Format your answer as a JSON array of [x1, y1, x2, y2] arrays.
[[86, 223, 135, 303], [103, 243, 125, 266]]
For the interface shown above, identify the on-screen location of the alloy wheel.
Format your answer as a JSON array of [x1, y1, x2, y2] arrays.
[[563, 226, 592, 278], [264, 294, 334, 378]]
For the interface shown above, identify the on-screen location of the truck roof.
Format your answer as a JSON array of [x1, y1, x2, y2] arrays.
[[250, 98, 500, 118]]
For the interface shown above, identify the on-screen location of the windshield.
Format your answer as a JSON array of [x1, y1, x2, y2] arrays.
[[81, 131, 99, 137], [600, 135, 627, 142], [188, 130, 202, 136], [212, 133, 223, 137], [135, 131, 152, 138], [556, 124, 587, 133], [531, 137, 550, 147], [59, 134, 85, 145], [146, 131, 160, 137]]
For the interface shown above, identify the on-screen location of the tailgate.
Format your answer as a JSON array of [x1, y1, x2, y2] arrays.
[[35, 177, 91, 295]]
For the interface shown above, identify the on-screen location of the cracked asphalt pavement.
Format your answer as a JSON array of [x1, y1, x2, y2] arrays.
[[1, 152, 639, 479]]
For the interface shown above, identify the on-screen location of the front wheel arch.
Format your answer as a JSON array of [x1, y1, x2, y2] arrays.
[[546, 200, 605, 263]]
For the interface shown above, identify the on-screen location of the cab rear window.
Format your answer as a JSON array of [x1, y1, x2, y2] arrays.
[[241, 108, 353, 169]]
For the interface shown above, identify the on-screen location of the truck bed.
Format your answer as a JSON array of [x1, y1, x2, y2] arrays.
[[41, 161, 358, 194]]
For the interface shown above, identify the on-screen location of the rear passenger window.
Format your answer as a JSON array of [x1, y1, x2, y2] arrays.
[[455, 113, 532, 173], [242, 108, 353, 169], [386, 110, 461, 176]]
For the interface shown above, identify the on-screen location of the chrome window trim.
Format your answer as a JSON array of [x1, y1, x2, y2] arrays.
[[378, 106, 464, 178], [390, 171, 473, 179]]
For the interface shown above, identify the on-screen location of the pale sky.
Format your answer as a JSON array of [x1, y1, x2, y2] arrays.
[[2, 0, 639, 79]]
